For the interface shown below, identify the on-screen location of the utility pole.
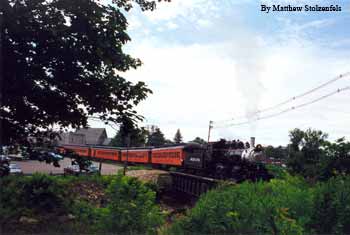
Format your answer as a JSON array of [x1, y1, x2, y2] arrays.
[[207, 121, 213, 144], [98, 145, 102, 175], [123, 134, 130, 176], [0, 3, 4, 154]]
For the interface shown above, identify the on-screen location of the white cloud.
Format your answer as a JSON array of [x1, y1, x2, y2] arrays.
[[143, 0, 215, 21], [120, 30, 349, 144], [128, 15, 142, 30], [90, 0, 350, 146], [197, 19, 212, 28], [166, 22, 179, 30]]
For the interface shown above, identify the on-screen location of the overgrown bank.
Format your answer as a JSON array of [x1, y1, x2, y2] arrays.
[[0, 174, 164, 234], [2, 169, 350, 235], [164, 171, 350, 235]]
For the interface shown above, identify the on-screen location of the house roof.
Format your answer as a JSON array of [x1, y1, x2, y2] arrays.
[[74, 128, 107, 145], [102, 138, 112, 146]]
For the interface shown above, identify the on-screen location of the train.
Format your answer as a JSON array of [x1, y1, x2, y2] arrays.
[[58, 137, 272, 182]]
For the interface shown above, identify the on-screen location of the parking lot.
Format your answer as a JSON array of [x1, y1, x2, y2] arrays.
[[11, 158, 123, 175]]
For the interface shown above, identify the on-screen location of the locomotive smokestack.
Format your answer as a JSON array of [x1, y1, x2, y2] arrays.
[[250, 137, 255, 148]]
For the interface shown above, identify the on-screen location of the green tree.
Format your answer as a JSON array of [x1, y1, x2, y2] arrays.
[[318, 138, 350, 180], [0, 0, 168, 145], [173, 129, 183, 144], [265, 145, 288, 159], [110, 118, 148, 147], [146, 125, 166, 147], [287, 128, 328, 178], [192, 137, 206, 145], [289, 128, 305, 151]]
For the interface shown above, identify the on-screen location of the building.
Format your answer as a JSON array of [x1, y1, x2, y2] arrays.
[[58, 128, 110, 146]]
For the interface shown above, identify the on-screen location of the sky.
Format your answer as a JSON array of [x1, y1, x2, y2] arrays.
[[89, 0, 350, 146]]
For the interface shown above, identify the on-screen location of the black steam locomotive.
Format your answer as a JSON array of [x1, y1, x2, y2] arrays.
[[182, 138, 273, 182]]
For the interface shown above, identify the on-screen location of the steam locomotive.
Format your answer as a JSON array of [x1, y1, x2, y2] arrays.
[[59, 137, 272, 182]]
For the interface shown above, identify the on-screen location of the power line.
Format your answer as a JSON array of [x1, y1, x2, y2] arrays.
[[213, 72, 350, 124], [259, 72, 350, 113], [213, 86, 350, 129]]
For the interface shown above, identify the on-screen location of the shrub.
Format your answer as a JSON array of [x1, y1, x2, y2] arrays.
[[311, 176, 350, 235], [0, 176, 25, 224], [266, 164, 290, 180], [0, 174, 73, 233], [1, 174, 164, 234], [20, 174, 69, 213], [169, 177, 312, 235], [104, 175, 164, 234], [70, 200, 109, 233], [1, 174, 70, 216]]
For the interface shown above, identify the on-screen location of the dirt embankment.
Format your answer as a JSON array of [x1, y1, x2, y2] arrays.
[[126, 169, 169, 182], [126, 169, 194, 224]]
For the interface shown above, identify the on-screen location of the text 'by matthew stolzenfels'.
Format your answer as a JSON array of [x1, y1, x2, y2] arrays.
[[261, 4, 342, 13]]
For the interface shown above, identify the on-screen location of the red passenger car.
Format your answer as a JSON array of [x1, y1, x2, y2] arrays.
[[91, 147, 120, 161], [151, 146, 185, 166], [121, 148, 151, 164], [62, 145, 90, 157]]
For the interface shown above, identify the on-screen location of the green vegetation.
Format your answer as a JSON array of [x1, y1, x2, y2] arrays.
[[191, 137, 207, 145], [265, 145, 288, 159], [110, 116, 149, 147], [173, 129, 183, 144], [110, 123, 173, 148], [3, 171, 350, 235], [167, 175, 311, 235], [165, 174, 350, 235], [312, 177, 350, 234], [2, 128, 350, 235], [266, 164, 290, 180], [287, 128, 350, 181], [0, 174, 164, 234], [127, 165, 153, 171], [105, 176, 164, 233], [146, 125, 167, 147], [1, 0, 164, 146]]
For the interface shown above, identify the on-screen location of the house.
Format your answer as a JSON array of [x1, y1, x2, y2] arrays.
[[58, 128, 109, 146]]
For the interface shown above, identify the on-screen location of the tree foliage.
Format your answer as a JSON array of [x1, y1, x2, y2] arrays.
[[105, 175, 164, 233], [169, 177, 312, 235], [264, 145, 288, 159], [289, 128, 305, 151], [192, 137, 206, 145], [287, 128, 350, 181], [0, 0, 174, 144], [318, 138, 350, 180], [173, 128, 183, 144], [312, 176, 350, 234], [109, 117, 148, 147], [146, 125, 166, 147], [287, 128, 328, 178], [0, 174, 164, 234]]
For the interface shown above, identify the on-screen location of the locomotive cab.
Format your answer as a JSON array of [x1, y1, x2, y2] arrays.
[[183, 143, 207, 170]]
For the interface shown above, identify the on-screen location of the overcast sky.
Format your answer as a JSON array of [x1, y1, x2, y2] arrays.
[[89, 0, 350, 146]]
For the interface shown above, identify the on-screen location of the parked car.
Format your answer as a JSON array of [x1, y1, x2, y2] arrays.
[[27, 149, 63, 162], [0, 155, 11, 162], [64, 164, 99, 176], [0, 155, 10, 177], [9, 163, 23, 175], [8, 153, 28, 161], [88, 165, 99, 173], [63, 165, 80, 176], [48, 152, 64, 161]]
